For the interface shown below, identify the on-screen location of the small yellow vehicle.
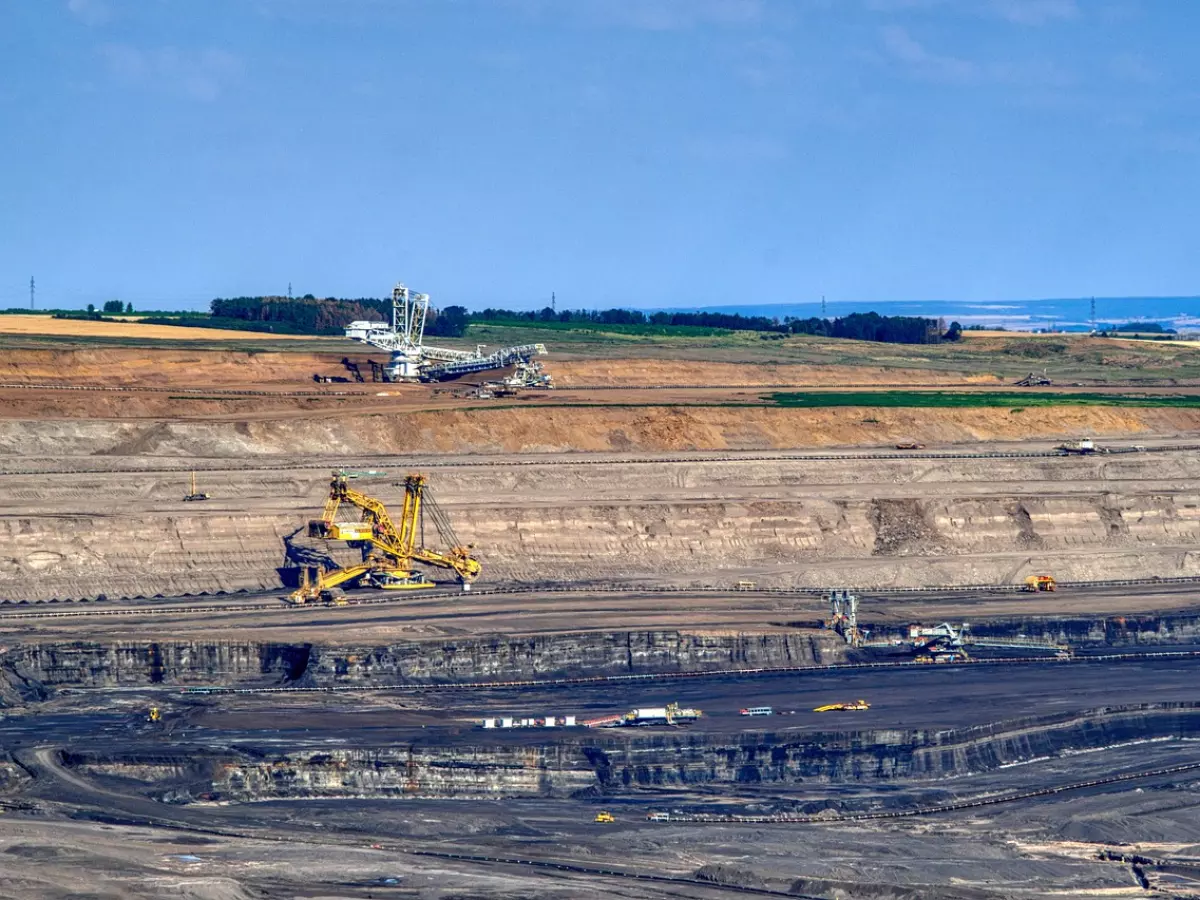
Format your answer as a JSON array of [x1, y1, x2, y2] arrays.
[[814, 700, 870, 713], [594, 811, 615, 824], [147, 707, 161, 723], [1024, 574, 1057, 592]]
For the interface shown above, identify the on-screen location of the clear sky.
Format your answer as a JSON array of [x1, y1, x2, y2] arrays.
[[1, 0, 1197, 311]]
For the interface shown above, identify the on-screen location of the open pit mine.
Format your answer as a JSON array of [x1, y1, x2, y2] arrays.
[[2, 336, 1200, 899]]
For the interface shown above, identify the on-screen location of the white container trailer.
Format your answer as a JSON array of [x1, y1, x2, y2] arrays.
[[632, 707, 670, 722]]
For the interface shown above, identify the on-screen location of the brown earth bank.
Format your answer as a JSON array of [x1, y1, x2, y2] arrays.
[[0, 347, 995, 389], [8, 497, 1200, 601], [3, 452, 1200, 601], [0, 404, 1198, 456]]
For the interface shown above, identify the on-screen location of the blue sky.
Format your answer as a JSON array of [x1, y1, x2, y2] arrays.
[[1, 0, 1197, 312]]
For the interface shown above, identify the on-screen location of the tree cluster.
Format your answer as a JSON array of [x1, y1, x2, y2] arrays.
[[426, 305, 469, 338], [476, 306, 789, 332], [475, 306, 953, 344], [1111, 322, 1173, 333], [786, 312, 953, 344], [209, 296, 389, 335]]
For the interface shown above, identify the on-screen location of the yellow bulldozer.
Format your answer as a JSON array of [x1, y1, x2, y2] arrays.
[[287, 471, 481, 606], [814, 700, 870, 713]]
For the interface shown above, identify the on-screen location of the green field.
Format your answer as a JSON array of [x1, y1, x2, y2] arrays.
[[767, 390, 1200, 408], [470, 317, 736, 337]]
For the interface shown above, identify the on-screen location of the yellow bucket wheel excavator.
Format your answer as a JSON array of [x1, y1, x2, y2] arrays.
[[288, 471, 481, 605]]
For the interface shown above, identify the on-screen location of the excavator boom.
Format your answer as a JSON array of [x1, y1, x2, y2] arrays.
[[414, 547, 482, 581], [287, 563, 371, 605], [295, 471, 481, 604]]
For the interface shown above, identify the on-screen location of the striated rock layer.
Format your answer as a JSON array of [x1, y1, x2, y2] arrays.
[[59, 704, 1200, 801], [0, 629, 845, 694], [4, 452, 1200, 600], [4, 613, 1199, 699]]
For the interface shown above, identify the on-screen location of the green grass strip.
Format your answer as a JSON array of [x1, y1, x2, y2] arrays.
[[470, 318, 734, 337], [766, 391, 1200, 408]]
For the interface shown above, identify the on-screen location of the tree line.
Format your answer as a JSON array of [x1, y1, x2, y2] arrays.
[[475, 306, 958, 343], [206, 295, 960, 344], [207, 295, 472, 337], [210, 295, 391, 335], [475, 306, 787, 331]]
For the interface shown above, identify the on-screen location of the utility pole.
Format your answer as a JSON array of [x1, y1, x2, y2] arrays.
[[288, 282, 292, 299], [821, 295, 826, 319], [1090, 297, 1096, 332], [30, 276, 34, 310], [551, 291, 556, 313]]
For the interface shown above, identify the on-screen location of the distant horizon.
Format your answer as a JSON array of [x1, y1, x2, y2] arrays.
[[4, 2, 1199, 313], [12, 292, 1197, 333], [647, 296, 1200, 331]]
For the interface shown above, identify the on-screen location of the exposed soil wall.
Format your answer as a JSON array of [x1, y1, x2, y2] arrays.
[[4, 612, 1198, 699], [4, 488, 1200, 600], [60, 704, 1200, 800], [4, 452, 1200, 600], [961, 613, 1200, 647], [0, 630, 846, 694], [588, 704, 1200, 790], [0, 404, 1197, 458]]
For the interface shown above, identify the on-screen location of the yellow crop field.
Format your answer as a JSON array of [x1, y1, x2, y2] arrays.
[[0, 315, 320, 341]]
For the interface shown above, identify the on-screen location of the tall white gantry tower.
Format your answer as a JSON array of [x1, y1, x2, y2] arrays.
[[389, 283, 430, 378]]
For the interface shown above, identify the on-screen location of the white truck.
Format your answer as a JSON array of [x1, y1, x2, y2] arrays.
[[1058, 438, 1095, 454]]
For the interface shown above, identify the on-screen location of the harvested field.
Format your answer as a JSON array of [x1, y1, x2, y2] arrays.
[[0, 347, 369, 386], [550, 358, 1001, 387], [0, 314, 321, 341]]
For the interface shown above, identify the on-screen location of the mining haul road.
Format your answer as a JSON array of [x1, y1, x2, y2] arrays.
[[2, 581, 1200, 643], [39, 653, 1200, 743]]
